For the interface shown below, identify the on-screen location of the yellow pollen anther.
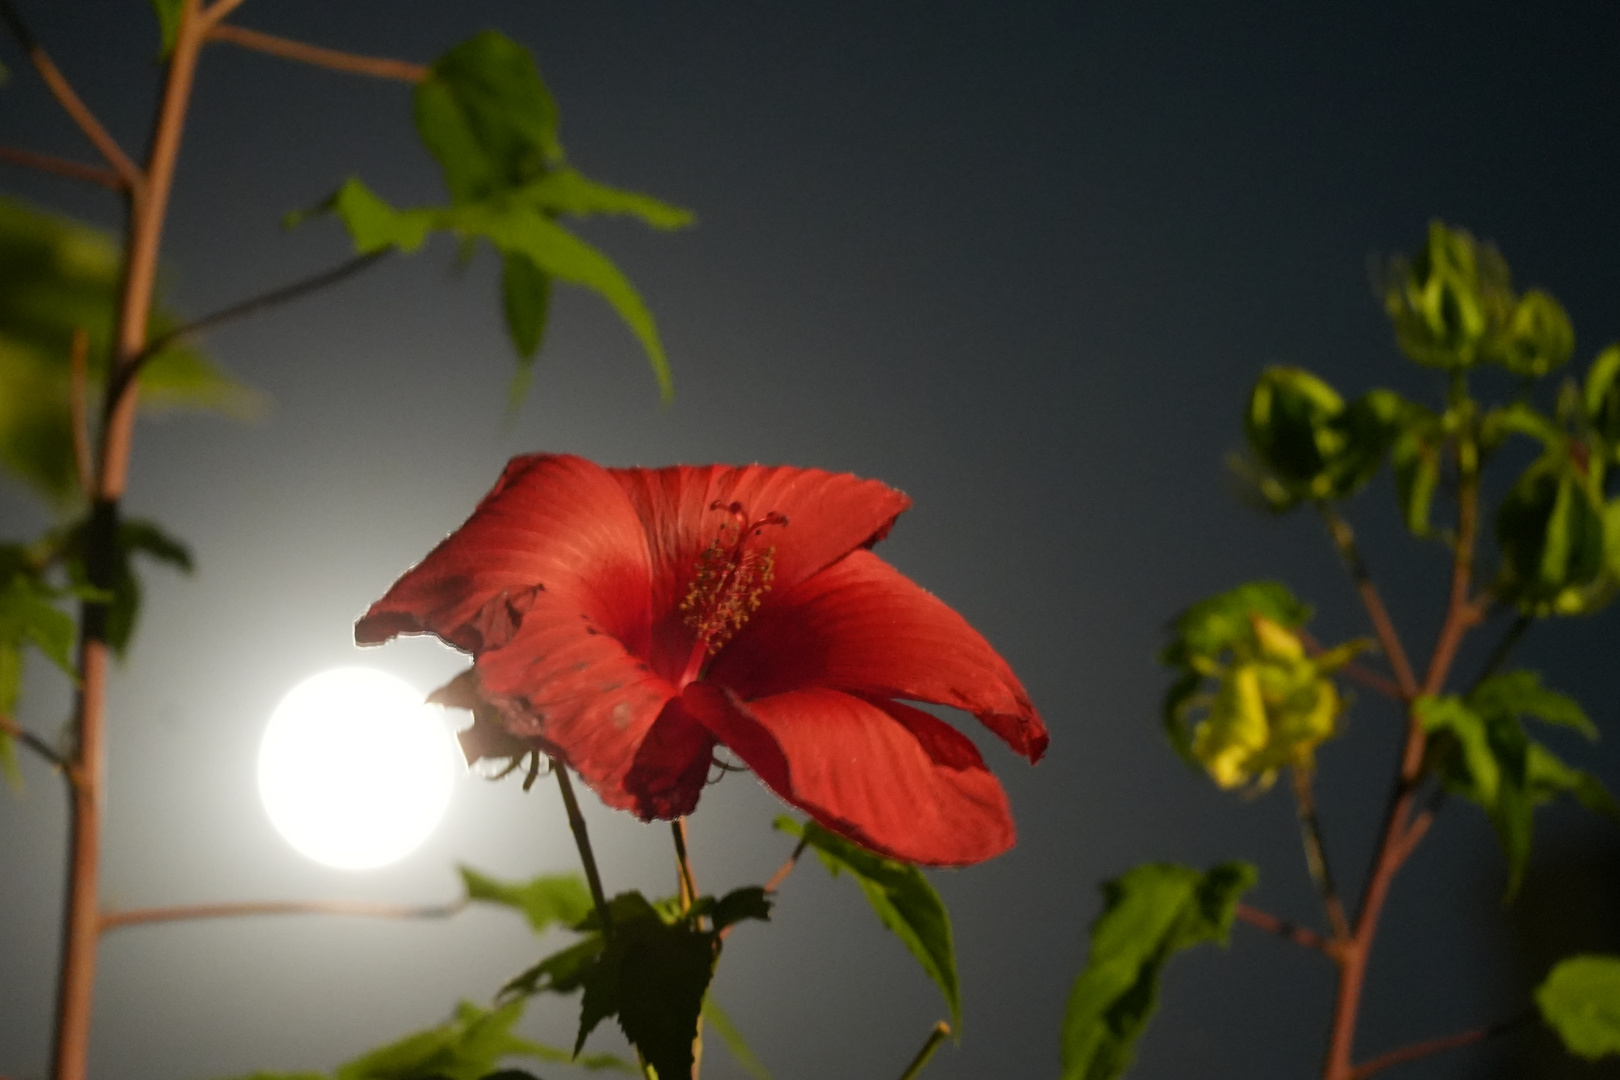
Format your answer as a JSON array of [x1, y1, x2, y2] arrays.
[[679, 502, 789, 659]]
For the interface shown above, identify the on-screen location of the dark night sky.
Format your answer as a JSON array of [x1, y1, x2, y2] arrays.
[[3, 2, 1620, 1078]]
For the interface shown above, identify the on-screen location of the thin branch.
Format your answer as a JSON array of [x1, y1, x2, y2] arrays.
[[764, 836, 810, 894], [101, 897, 466, 934], [1291, 766, 1352, 942], [69, 328, 92, 502], [0, 146, 123, 190], [200, 0, 250, 27], [1348, 1010, 1533, 1079], [0, 714, 72, 775], [1300, 630, 1404, 701], [206, 23, 429, 82], [553, 761, 613, 939], [0, 0, 143, 190], [897, 1021, 951, 1080], [1317, 504, 1420, 699], [1422, 471, 1484, 697], [109, 252, 386, 411], [1235, 903, 1333, 956], [1469, 611, 1531, 692]]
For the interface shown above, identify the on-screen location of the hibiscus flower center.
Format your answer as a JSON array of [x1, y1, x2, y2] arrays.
[[676, 500, 789, 685]]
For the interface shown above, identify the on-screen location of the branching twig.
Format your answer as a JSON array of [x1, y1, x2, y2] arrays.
[[207, 23, 429, 82], [1291, 766, 1352, 942], [109, 252, 386, 412], [1235, 904, 1334, 956], [1348, 1010, 1533, 1079], [897, 1021, 951, 1080], [200, 0, 250, 27], [0, 146, 123, 190], [100, 897, 466, 933], [1317, 504, 1420, 699], [0, 714, 72, 776], [0, 0, 143, 191]]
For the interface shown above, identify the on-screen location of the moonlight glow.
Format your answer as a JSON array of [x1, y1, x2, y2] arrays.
[[257, 667, 457, 870]]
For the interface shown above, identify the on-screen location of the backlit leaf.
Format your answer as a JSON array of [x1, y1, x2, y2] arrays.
[[57, 515, 192, 657], [775, 816, 960, 1033], [1470, 671, 1597, 740], [1536, 955, 1620, 1060], [1496, 451, 1607, 615], [1060, 862, 1256, 1080], [0, 197, 260, 509], [515, 168, 694, 230], [460, 867, 593, 935]]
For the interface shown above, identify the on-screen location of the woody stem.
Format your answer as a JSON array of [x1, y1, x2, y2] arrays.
[[1290, 765, 1351, 942], [551, 761, 612, 939]]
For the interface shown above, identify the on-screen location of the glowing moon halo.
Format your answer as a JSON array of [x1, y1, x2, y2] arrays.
[[257, 667, 457, 870]]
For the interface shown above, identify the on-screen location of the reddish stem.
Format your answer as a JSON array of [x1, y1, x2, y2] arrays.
[[1235, 903, 1334, 956], [207, 23, 428, 82], [101, 898, 466, 933], [0, 145, 123, 189]]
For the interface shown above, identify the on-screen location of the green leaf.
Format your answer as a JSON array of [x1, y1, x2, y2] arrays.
[[148, 0, 183, 55], [1496, 451, 1607, 614], [306, 181, 674, 402], [1585, 345, 1620, 449], [774, 816, 960, 1033], [500, 252, 551, 359], [1391, 410, 1442, 538], [0, 547, 78, 790], [0, 196, 261, 509], [704, 886, 773, 933], [332, 1000, 550, 1080], [1469, 671, 1597, 740], [701, 997, 772, 1080], [1498, 290, 1574, 378], [500, 935, 609, 999], [1160, 581, 1311, 670], [1381, 221, 1510, 371], [515, 168, 694, 230], [1536, 955, 1620, 1060], [459, 867, 594, 934], [1060, 862, 1256, 1080], [415, 31, 564, 205]]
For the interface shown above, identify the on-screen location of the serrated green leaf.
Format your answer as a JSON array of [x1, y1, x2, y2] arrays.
[[775, 816, 960, 1033], [701, 997, 772, 1080], [515, 168, 694, 230], [706, 886, 772, 933], [1536, 955, 1620, 1060], [0, 570, 77, 678], [610, 919, 718, 1080], [1060, 862, 1256, 1080], [500, 934, 608, 1000], [460, 867, 594, 935], [332, 1000, 539, 1080], [0, 197, 260, 509], [317, 179, 435, 254], [148, 0, 183, 55], [415, 31, 563, 205]]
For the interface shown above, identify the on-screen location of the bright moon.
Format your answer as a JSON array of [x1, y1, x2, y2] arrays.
[[257, 667, 457, 870]]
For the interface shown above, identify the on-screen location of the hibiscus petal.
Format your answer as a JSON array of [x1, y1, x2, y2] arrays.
[[684, 683, 1016, 866], [709, 549, 1048, 762], [472, 590, 677, 812], [355, 454, 654, 655]]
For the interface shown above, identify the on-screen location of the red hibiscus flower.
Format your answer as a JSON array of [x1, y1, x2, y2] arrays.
[[356, 454, 1047, 865]]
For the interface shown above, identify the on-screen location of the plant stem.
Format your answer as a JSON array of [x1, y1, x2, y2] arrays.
[[0, 146, 123, 190], [1290, 766, 1352, 942], [110, 252, 387, 410], [1348, 1010, 1532, 1079], [0, 714, 72, 775], [763, 836, 809, 894], [1320, 451, 1482, 1080], [1317, 504, 1420, 699], [897, 1021, 951, 1080], [1234, 904, 1334, 956], [51, 4, 209, 1076], [206, 23, 429, 82], [1469, 611, 1531, 691], [552, 760, 612, 938], [672, 817, 698, 912], [101, 897, 466, 933], [0, 0, 143, 190]]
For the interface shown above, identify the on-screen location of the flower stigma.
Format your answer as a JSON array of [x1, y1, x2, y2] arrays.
[[677, 500, 789, 685]]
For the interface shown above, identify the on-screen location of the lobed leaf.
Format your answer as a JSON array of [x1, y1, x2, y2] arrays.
[[1470, 671, 1597, 740], [459, 867, 594, 934], [1160, 580, 1310, 670], [775, 816, 960, 1033], [1060, 862, 1256, 1080], [1536, 955, 1620, 1061], [1496, 451, 1607, 615]]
